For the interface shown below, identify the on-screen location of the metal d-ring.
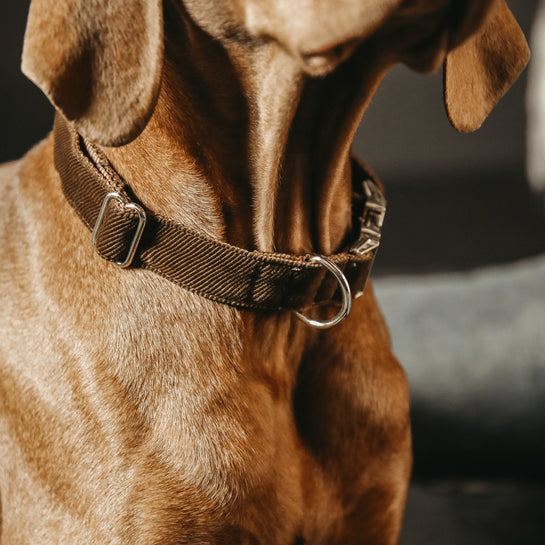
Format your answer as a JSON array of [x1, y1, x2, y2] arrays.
[[295, 256, 352, 329]]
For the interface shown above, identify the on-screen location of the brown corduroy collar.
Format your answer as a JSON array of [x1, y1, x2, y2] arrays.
[[53, 114, 386, 328]]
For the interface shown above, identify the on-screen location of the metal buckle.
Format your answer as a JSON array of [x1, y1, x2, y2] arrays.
[[349, 178, 386, 299], [295, 256, 352, 329], [92, 192, 147, 268], [351, 179, 386, 255]]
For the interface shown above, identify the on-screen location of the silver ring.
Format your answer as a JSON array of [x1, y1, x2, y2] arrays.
[[295, 256, 352, 329]]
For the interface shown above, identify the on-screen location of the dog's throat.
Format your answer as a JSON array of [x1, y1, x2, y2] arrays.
[[53, 113, 386, 326]]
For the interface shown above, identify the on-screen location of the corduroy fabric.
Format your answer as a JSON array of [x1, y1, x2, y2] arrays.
[[53, 114, 381, 312]]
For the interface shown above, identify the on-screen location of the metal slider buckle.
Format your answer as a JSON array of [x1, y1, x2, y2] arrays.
[[295, 256, 352, 329], [92, 192, 147, 268]]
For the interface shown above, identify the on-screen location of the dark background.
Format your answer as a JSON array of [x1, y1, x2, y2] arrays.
[[2, 2, 545, 544], [355, 0, 545, 274]]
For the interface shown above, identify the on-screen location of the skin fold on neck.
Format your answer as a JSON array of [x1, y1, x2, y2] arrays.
[[104, 1, 393, 257]]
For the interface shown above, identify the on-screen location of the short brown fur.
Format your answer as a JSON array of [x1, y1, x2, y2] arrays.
[[0, 0, 528, 543]]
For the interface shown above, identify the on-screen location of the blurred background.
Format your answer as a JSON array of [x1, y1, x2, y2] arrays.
[[2, 1, 544, 543]]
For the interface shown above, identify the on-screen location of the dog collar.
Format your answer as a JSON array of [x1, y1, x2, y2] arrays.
[[53, 114, 386, 328]]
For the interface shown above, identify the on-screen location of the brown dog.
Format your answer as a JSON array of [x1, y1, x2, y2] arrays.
[[0, 0, 528, 543]]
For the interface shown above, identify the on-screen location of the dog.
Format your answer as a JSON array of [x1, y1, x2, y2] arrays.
[[0, 0, 528, 543]]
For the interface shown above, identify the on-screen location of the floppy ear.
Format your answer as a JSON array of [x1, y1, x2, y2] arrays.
[[22, 0, 164, 146], [444, 0, 530, 133]]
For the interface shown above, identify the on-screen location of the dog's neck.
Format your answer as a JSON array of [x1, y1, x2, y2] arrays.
[[105, 4, 390, 256]]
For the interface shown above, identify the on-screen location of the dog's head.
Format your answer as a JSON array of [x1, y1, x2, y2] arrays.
[[22, 0, 529, 146]]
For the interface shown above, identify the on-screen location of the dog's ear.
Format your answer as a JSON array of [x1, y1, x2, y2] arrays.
[[444, 0, 530, 133], [22, 0, 163, 146]]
